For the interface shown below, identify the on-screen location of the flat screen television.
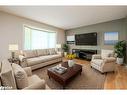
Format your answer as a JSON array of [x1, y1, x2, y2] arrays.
[[75, 32, 97, 45]]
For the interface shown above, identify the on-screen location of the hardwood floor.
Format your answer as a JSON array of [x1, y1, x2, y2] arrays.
[[104, 64, 127, 89], [63, 58, 127, 89]]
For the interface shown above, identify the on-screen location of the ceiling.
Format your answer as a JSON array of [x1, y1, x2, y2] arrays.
[[0, 6, 127, 30]]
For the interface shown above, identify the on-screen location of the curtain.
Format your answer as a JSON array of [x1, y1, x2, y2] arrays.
[[24, 26, 56, 50]]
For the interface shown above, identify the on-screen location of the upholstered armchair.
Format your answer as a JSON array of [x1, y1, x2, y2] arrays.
[[0, 60, 49, 89], [91, 49, 116, 73]]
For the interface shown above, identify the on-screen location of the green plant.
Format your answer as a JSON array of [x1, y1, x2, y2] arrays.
[[114, 40, 126, 58], [62, 44, 69, 52]]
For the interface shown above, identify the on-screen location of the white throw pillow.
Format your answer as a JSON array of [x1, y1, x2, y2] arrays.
[[12, 63, 28, 89]]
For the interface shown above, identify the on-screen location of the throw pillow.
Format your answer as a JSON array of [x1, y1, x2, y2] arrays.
[[37, 49, 48, 56], [23, 50, 37, 58], [49, 49, 57, 55], [12, 63, 28, 89]]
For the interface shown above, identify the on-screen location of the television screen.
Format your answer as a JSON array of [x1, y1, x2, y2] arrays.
[[75, 32, 97, 45]]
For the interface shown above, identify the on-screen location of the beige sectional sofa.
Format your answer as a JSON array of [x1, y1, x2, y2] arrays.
[[17, 48, 62, 70]]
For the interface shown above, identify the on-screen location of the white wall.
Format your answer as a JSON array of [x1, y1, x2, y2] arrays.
[[0, 11, 65, 60]]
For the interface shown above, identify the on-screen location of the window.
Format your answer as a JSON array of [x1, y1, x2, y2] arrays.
[[104, 32, 118, 45], [24, 26, 56, 50]]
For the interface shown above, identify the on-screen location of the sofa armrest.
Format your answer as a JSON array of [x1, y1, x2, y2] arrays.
[[104, 57, 116, 63], [92, 54, 101, 60], [19, 55, 28, 67], [19, 55, 26, 62], [23, 80, 46, 89], [23, 67, 32, 76]]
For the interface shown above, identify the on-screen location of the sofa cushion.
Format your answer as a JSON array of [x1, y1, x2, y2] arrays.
[[27, 54, 61, 66], [91, 59, 104, 66], [36, 49, 49, 56], [49, 48, 57, 55], [1, 60, 17, 89], [47, 54, 62, 60], [23, 50, 37, 58], [12, 63, 28, 89]]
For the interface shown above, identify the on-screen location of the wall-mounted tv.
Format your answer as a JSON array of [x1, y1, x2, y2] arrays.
[[75, 32, 97, 45]]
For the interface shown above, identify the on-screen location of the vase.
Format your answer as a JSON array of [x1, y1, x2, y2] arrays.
[[68, 60, 75, 67], [116, 57, 124, 65], [64, 52, 67, 57]]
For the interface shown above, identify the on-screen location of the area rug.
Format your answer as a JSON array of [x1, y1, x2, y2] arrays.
[[32, 62, 106, 89]]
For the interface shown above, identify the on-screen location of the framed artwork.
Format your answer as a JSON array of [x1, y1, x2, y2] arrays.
[[104, 32, 118, 45]]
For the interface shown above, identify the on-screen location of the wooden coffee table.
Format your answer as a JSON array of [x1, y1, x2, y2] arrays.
[[47, 62, 82, 88]]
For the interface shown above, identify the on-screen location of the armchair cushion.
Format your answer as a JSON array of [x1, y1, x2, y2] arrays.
[[24, 79, 45, 89], [103, 57, 116, 63], [25, 75, 45, 89], [91, 59, 104, 66], [12, 63, 28, 89]]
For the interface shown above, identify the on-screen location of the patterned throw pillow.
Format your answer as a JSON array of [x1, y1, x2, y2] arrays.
[[49, 48, 57, 55], [12, 63, 28, 89]]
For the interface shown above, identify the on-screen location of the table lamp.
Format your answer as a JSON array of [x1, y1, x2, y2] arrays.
[[9, 44, 18, 59], [56, 44, 62, 52]]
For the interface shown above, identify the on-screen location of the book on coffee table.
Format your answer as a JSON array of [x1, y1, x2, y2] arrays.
[[52, 65, 67, 74]]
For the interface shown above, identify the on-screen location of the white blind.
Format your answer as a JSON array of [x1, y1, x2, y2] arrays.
[[24, 26, 56, 50]]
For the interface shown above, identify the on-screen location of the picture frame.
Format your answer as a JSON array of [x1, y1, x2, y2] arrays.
[[104, 32, 118, 45]]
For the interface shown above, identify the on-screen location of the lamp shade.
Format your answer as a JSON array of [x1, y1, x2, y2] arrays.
[[9, 44, 18, 51], [56, 44, 61, 48]]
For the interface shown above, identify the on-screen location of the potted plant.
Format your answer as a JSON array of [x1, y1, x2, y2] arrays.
[[114, 40, 126, 65], [66, 54, 76, 67], [62, 44, 69, 57]]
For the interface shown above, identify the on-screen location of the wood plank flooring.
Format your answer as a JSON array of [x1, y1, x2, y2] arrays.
[[63, 58, 127, 89], [104, 64, 127, 89]]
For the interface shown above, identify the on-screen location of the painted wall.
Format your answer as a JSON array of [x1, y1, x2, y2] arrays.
[[0, 11, 65, 60], [66, 18, 127, 54]]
